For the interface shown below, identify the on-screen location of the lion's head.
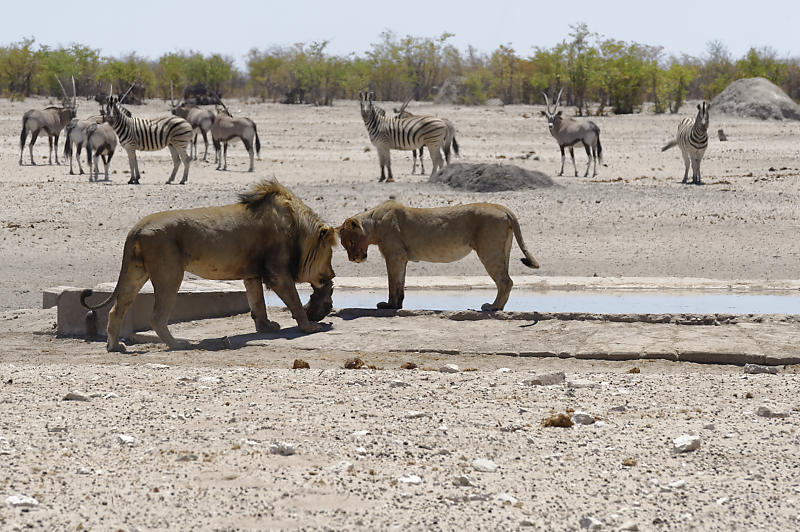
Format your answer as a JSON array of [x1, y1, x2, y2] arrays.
[[337, 218, 369, 263], [240, 179, 337, 308]]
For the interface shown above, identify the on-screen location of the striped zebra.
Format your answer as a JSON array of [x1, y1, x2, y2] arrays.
[[662, 102, 709, 185], [103, 96, 193, 184], [358, 91, 447, 183]]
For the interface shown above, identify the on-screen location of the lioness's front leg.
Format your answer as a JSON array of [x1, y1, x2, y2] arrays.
[[270, 276, 321, 333], [378, 256, 407, 310], [244, 278, 280, 333]]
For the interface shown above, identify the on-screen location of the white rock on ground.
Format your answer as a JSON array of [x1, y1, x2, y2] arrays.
[[6, 495, 38, 507], [440, 364, 460, 373], [398, 475, 422, 485], [579, 515, 603, 529], [673, 434, 701, 452], [744, 363, 778, 374], [453, 475, 478, 487], [472, 458, 498, 472], [523, 372, 565, 386], [269, 442, 296, 456]]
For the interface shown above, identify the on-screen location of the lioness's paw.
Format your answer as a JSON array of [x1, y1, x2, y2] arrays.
[[107, 342, 126, 353], [481, 303, 501, 312], [255, 320, 281, 333]]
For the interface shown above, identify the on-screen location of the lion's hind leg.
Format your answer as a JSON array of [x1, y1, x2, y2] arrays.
[[476, 229, 513, 312], [149, 263, 191, 349], [244, 278, 280, 333], [106, 264, 149, 352]]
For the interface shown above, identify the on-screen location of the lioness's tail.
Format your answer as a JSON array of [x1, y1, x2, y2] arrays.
[[80, 235, 137, 310], [505, 208, 539, 269]]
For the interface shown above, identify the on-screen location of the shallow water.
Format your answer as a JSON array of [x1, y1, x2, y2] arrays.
[[268, 289, 800, 315]]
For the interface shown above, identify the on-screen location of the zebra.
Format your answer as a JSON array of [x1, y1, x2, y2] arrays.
[[358, 91, 447, 183], [102, 95, 193, 184], [390, 100, 460, 175], [662, 102, 709, 185]]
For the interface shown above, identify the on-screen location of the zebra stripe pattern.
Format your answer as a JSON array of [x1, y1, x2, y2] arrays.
[[662, 101, 709, 185], [104, 96, 193, 184], [359, 91, 446, 182]]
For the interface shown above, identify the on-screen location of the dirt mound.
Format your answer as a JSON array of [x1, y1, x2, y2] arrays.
[[710, 77, 800, 120], [430, 163, 554, 192]]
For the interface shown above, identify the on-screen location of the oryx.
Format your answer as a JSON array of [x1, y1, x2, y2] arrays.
[[169, 82, 215, 162], [19, 76, 77, 166], [541, 88, 603, 177]]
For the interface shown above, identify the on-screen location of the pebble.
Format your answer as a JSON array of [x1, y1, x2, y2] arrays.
[[389, 380, 408, 388], [497, 368, 512, 373], [744, 363, 778, 375], [6, 495, 38, 507], [196, 376, 221, 384], [269, 442, 296, 456], [572, 412, 595, 425], [352, 430, 370, 439], [757, 406, 789, 418], [440, 364, 460, 373], [717, 497, 729, 505], [144, 363, 169, 370], [568, 379, 599, 389], [76, 467, 91, 475], [609, 405, 627, 412], [619, 521, 639, 531], [176, 454, 198, 462], [669, 479, 687, 489], [523, 371, 565, 386], [471, 458, 498, 472], [453, 475, 478, 487], [63, 391, 89, 401], [117, 434, 135, 446], [579, 515, 603, 529], [520, 519, 535, 527], [673, 434, 701, 453], [103, 392, 119, 400], [397, 474, 422, 484], [405, 410, 426, 419], [330, 460, 354, 473], [355, 446, 367, 456], [496, 492, 517, 504]]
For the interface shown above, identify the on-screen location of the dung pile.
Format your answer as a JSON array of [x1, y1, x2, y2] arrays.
[[710, 77, 800, 120], [430, 163, 554, 192]]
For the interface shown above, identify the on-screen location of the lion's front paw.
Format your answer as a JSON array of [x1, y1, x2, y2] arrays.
[[299, 322, 322, 333], [107, 341, 126, 353], [481, 303, 501, 312], [377, 301, 399, 310], [255, 319, 281, 333]]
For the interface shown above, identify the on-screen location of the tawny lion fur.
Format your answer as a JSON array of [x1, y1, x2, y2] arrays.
[[82, 180, 337, 352], [338, 200, 539, 311]]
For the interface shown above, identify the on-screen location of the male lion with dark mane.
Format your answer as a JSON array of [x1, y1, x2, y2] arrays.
[[81, 180, 337, 352], [338, 200, 539, 311]]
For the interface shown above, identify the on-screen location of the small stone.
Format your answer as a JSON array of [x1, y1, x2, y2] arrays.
[[144, 363, 169, 370], [397, 474, 421, 484], [580, 515, 603, 529], [355, 446, 367, 456], [756, 406, 789, 418], [523, 371, 565, 386], [453, 474, 478, 487], [196, 376, 221, 384], [76, 467, 91, 475], [744, 363, 778, 375], [497, 368, 512, 373], [520, 520, 535, 527], [352, 430, 370, 439], [401, 362, 417, 370], [568, 379, 599, 389], [389, 380, 408, 388], [669, 479, 686, 489], [572, 412, 595, 425], [6, 495, 38, 507], [117, 434, 135, 446], [542, 413, 573, 428], [717, 497, 729, 505], [269, 442, 296, 456], [471, 458, 498, 472], [176, 453, 198, 462], [330, 460, 354, 473], [627, 366, 641, 373], [405, 410, 426, 419], [103, 392, 119, 399], [703, 423, 716, 430], [609, 405, 627, 412], [496, 492, 517, 504], [63, 391, 89, 401], [619, 521, 639, 531], [673, 434, 701, 452], [440, 364, 460, 373], [344, 357, 365, 369], [292, 359, 310, 369]]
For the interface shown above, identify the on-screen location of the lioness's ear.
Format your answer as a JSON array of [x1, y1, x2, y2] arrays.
[[318, 225, 337, 245], [344, 218, 362, 232]]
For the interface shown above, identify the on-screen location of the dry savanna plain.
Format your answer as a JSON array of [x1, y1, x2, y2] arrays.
[[2, 97, 800, 530]]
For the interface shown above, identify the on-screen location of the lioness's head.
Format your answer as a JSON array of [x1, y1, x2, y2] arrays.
[[337, 218, 369, 263]]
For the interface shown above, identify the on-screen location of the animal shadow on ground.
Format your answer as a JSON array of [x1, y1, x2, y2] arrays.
[[196, 322, 334, 351]]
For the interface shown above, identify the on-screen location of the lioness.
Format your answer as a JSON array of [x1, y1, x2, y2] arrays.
[[81, 180, 337, 352], [338, 200, 539, 311]]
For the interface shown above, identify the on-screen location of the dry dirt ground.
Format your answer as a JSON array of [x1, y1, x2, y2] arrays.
[[1, 98, 800, 530]]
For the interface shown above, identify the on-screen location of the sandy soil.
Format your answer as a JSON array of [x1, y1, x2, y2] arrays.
[[2, 98, 800, 530]]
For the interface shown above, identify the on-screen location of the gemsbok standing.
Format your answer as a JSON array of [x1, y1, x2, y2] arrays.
[[19, 77, 77, 166], [169, 83, 215, 162], [662, 102, 709, 185], [102, 86, 193, 184], [85, 121, 118, 182], [63, 115, 104, 175], [359, 91, 447, 183], [541, 88, 603, 177], [392, 99, 460, 175], [210, 97, 261, 172]]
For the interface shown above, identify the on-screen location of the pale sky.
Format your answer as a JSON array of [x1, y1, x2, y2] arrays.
[[4, 0, 799, 69]]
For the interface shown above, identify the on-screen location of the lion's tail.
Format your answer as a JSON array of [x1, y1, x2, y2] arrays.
[[80, 234, 137, 311], [505, 208, 539, 269]]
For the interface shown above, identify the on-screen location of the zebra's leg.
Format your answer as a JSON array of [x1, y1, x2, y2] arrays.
[[411, 150, 417, 175], [681, 149, 690, 184], [166, 145, 181, 184], [558, 145, 565, 176], [583, 142, 592, 177], [420, 147, 425, 174], [569, 146, 578, 176], [125, 148, 138, 185], [377, 148, 389, 182], [201, 129, 209, 162], [428, 146, 444, 177], [692, 157, 702, 185], [178, 147, 190, 185]]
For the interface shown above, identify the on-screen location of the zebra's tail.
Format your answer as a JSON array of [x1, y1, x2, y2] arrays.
[[661, 139, 678, 152], [452, 135, 460, 158]]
